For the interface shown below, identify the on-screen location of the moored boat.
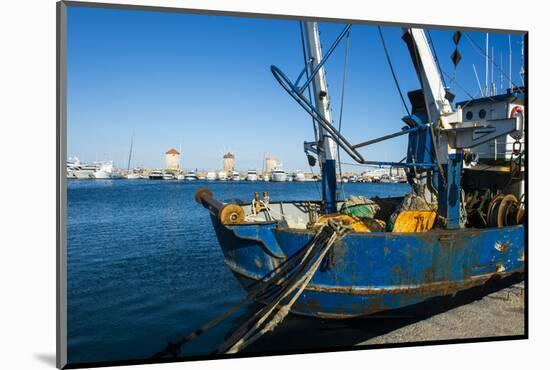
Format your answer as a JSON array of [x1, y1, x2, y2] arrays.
[[196, 22, 525, 320], [148, 170, 164, 180], [271, 165, 287, 182], [246, 169, 258, 181]]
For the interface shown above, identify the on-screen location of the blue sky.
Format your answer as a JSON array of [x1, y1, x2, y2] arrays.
[[67, 6, 525, 172]]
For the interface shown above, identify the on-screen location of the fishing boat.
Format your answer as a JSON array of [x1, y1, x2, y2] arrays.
[[195, 22, 525, 319]]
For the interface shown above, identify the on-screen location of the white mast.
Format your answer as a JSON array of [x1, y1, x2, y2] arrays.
[[491, 46, 495, 95], [303, 21, 338, 212], [520, 38, 525, 84], [485, 33, 489, 96], [500, 52, 503, 92], [126, 132, 134, 171], [473, 64, 484, 97], [508, 35, 512, 89], [303, 22, 337, 164]]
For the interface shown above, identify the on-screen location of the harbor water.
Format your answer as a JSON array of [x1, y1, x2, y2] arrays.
[[67, 180, 410, 364]]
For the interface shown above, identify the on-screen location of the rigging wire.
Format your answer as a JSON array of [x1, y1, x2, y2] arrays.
[[336, 30, 350, 201], [427, 30, 448, 88], [377, 26, 412, 118]]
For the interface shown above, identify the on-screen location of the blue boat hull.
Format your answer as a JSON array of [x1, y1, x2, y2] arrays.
[[210, 213, 524, 319]]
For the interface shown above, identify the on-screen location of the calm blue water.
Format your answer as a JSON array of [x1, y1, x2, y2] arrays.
[[67, 180, 410, 364]]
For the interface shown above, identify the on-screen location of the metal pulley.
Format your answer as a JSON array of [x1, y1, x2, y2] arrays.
[[486, 193, 523, 228]]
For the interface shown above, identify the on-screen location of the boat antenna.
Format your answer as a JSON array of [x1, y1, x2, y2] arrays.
[[485, 32, 489, 96], [472, 64, 484, 97], [520, 38, 525, 85], [127, 131, 134, 171], [508, 35, 512, 89], [491, 46, 495, 95], [500, 52, 503, 92]]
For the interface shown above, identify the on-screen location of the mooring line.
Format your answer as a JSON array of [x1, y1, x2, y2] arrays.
[[151, 223, 344, 358]]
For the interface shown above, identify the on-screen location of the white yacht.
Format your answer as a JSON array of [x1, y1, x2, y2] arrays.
[[231, 171, 241, 181], [73, 163, 97, 179], [206, 171, 217, 181], [125, 171, 141, 179], [163, 172, 176, 180], [149, 170, 164, 180], [92, 161, 114, 179], [217, 171, 228, 181], [66, 156, 80, 178], [184, 170, 199, 181], [271, 165, 287, 182], [293, 170, 306, 182], [176, 173, 186, 180], [262, 173, 270, 182], [246, 169, 258, 181]]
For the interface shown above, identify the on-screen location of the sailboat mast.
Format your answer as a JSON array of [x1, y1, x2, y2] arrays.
[[127, 132, 134, 171], [303, 21, 338, 213]]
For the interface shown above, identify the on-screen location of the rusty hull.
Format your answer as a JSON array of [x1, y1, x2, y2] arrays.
[[209, 213, 524, 319]]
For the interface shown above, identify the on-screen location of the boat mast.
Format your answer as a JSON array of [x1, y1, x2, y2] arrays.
[[303, 22, 338, 213], [485, 33, 489, 96], [127, 132, 134, 171]]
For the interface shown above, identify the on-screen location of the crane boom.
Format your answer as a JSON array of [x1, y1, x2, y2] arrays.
[[402, 28, 455, 128]]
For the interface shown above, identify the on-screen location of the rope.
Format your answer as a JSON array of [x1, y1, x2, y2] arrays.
[[217, 220, 350, 354], [336, 30, 350, 202], [225, 231, 341, 354], [427, 30, 447, 89], [150, 227, 331, 359], [377, 26, 412, 118]]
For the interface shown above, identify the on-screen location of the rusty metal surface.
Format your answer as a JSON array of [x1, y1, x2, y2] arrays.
[[203, 191, 525, 318]]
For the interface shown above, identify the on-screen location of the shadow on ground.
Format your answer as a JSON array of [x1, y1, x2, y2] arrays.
[[34, 353, 56, 367], [240, 273, 524, 355]]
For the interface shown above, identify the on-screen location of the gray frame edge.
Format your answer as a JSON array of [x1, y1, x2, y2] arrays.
[[56, 1, 68, 368], [62, 0, 527, 35]]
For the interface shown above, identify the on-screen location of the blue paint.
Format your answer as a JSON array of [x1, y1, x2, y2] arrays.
[[211, 214, 524, 318], [322, 159, 337, 213], [438, 152, 464, 229]]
